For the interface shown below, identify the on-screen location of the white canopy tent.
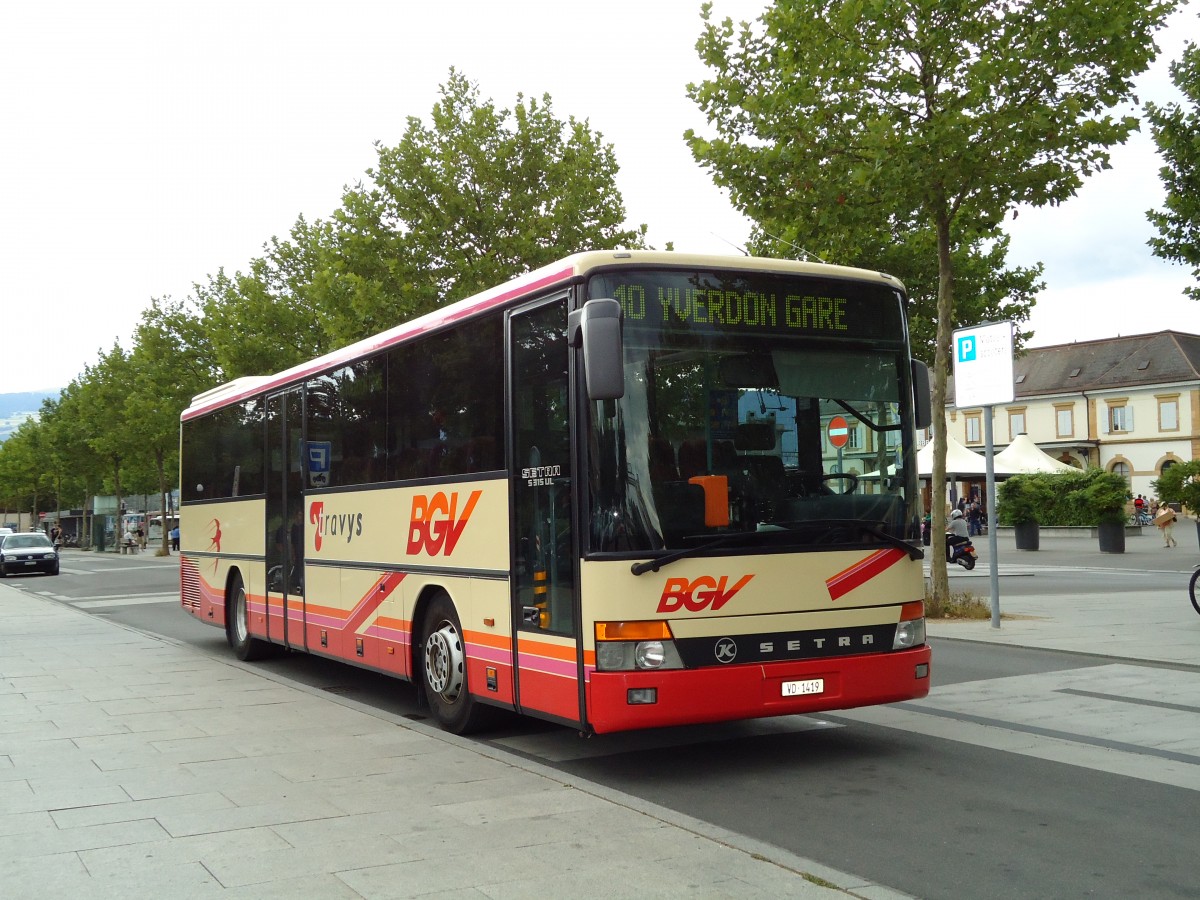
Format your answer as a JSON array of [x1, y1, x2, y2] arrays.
[[916, 433, 1017, 478], [993, 433, 1078, 474]]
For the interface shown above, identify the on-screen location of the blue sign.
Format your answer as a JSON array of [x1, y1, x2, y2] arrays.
[[306, 441, 332, 488], [957, 335, 976, 363]]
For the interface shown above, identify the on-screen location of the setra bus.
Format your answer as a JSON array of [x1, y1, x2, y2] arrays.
[[179, 251, 933, 734]]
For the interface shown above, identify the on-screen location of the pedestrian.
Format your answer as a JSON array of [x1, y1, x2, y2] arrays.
[[123, 527, 135, 554], [1133, 494, 1146, 523], [968, 500, 982, 536], [1155, 502, 1178, 548], [169, 525, 180, 552], [136, 525, 146, 550]]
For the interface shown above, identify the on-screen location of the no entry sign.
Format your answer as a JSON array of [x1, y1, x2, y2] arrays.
[[827, 415, 850, 448]]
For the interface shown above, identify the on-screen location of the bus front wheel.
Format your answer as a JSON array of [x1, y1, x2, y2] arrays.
[[228, 572, 270, 661], [420, 593, 496, 734]]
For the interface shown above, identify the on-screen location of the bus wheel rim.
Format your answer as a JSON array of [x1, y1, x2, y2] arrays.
[[234, 589, 247, 643], [425, 622, 464, 701]]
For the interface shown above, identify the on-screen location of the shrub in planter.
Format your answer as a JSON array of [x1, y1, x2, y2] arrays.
[[997, 474, 1051, 550]]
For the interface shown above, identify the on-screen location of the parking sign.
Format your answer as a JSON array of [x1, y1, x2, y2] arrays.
[[952, 322, 1014, 408]]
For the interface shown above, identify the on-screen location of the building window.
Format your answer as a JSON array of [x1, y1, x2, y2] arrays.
[[1110, 461, 1131, 485], [1055, 406, 1074, 438], [1158, 397, 1179, 431], [1008, 409, 1026, 440], [965, 414, 982, 444], [1108, 403, 1132, 433], [847, 426, 861, 450]]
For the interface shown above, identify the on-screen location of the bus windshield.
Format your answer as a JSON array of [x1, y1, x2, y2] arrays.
[[586, 267, 920, 557]]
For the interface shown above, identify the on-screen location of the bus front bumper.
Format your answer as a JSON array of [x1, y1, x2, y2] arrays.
[[585, 645, 931, 734]]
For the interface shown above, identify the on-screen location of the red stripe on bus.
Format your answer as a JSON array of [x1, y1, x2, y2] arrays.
[[825, 548, 907, 601]]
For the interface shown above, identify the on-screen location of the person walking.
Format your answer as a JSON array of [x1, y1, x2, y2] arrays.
[[169, 525, 180, 552], [1155, 502, 1178, 548]]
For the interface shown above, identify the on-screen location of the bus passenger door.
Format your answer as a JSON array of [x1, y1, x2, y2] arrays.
[[266, 387, 306, 649], [509, 297, 581, 725]]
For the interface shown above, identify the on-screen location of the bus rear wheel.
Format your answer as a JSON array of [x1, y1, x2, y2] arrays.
[[228, 572, 270, 661], [420, 593, 497, 734]]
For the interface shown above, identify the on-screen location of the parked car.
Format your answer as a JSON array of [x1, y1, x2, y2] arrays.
[[0, 532, 59, 576]]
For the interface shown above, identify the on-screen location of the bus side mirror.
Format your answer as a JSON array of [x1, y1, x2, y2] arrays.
[[912, 359, 931, 430], [568, 299, 624, 400]]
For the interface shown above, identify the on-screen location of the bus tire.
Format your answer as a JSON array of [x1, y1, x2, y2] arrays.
[[420, 592, 497, 734], [228, 572, 270, 662]]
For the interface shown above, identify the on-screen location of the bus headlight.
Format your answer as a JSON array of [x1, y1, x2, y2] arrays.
[[595, 622, 684, 671], [893, 600, 927, 649], [634, 640, 666, 669]]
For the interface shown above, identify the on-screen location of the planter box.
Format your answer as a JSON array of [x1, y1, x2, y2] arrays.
[[1013, 521, 1039, 551], [1097, 521, 1125, 553]]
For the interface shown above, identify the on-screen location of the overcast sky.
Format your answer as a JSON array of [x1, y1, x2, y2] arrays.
[[2, 0, 1196, 396]]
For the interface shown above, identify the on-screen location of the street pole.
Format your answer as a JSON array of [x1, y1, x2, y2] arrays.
[[984, 406, 1001, 628]]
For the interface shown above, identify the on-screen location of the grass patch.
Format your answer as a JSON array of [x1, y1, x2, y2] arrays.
[[925, 588, 992, 620]]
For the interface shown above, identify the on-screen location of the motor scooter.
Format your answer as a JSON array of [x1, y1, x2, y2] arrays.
[[947, 537, 977, 570]]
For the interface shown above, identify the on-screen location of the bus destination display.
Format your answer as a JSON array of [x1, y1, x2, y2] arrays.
[[589, 269, 904, 342]]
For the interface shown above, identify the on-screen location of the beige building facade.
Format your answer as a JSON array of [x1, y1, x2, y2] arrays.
[[948, 330, 1200, 500]]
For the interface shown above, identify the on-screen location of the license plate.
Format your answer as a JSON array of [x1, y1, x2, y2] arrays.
[[782, 678, 824, 697], [23, 560, 35, 566]]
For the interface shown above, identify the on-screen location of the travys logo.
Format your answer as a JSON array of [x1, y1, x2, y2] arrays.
[[309, 501, 364, 552], [657, 574, 754, 613], [407, 490, 482, 556]]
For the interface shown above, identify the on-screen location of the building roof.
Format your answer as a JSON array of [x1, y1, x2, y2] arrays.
[[951, 331, 1200, 403]]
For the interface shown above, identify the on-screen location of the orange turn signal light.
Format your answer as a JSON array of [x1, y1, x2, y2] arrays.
[[595, 620, 673, 642], [900, 600, 925, 621]]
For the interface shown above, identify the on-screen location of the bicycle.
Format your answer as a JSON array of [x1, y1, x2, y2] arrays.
[[1191, 565, 1200, 617]]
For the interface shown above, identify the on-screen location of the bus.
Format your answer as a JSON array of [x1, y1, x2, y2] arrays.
[[179, 251, 933, 734]]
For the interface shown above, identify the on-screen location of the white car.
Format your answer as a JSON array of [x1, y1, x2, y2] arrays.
[[0, 532, 60, 576]]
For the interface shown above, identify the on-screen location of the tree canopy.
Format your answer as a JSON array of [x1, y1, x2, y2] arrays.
[[1147, 38, 1200, 299], [686, 0, 1179, 599]]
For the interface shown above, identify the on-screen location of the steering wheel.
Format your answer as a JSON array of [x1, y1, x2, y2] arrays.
[[820, 472, 859, 494]]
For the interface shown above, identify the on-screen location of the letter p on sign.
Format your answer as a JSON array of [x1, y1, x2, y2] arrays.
[[957, 336, 976, 363]]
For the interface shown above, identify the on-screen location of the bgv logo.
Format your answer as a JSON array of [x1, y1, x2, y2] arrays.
[[657, 575, 754, 613], [407, 490, 482, 556]]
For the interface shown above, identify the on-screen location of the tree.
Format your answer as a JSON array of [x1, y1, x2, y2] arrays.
[[686, 0, 1177, 601], [1147, 39, 1200, 299], [75, 344, 141, 546], [195, 220, 336, 381], [127, 298, 222, 554], [319, 68, 647, 343]]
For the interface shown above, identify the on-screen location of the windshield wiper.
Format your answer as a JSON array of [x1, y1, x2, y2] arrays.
[[767, 518, 924, 561], [630, 532, 774, 576]]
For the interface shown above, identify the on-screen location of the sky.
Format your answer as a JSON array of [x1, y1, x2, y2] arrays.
[[2, 0, 1197, 396]]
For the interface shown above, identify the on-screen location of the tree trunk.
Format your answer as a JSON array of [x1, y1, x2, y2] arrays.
[[156, 447, 170, 556], [113, 457, 123, 554], [930, 202, 956, 604]]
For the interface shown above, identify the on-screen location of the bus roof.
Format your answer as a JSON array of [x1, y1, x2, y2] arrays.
[[181, 250, 902, 421]]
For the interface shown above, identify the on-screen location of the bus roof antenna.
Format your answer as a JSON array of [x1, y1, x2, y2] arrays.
[[759, 230, 827, 264], [710, 232, 750, 256]]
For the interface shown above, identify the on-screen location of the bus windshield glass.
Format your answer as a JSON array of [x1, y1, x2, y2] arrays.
[[586, 267, 920, 556]]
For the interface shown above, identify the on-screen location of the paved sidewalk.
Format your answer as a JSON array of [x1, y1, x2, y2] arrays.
[[0, 588, 897, 900]]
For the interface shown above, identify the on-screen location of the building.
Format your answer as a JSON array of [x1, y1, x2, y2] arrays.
[[947, 330, 1200, 500]]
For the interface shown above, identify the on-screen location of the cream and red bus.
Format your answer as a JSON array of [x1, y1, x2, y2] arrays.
[[179, 251, 932, 734]]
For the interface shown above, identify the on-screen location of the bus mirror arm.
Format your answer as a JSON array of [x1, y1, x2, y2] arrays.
[[912, 360, 931, 430], [569, 299, 625, 401]]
